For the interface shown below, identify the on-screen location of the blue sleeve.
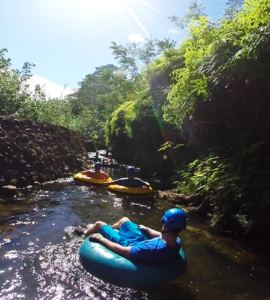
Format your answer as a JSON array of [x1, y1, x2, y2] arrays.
[[130, 241, 154, 263], [130, 238, 181, 265]]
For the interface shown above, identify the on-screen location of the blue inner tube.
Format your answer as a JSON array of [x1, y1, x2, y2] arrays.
[[79, 236, 186, 287]]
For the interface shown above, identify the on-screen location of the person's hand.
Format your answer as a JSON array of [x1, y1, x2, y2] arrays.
[[89, 233, 105, 244], [138, 225, 148, 232]]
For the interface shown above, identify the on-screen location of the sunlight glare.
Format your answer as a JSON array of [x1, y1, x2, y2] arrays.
[[123, 2, 150, 37], [71, 0, 125, 11], [137, 0, 160, 14], [67, 0, 151, 38]]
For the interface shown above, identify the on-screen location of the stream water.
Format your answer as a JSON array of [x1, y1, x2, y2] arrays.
[[0, 167, 270, 300]]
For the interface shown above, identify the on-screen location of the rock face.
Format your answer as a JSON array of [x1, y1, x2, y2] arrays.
[[0, 116, 91, 193]]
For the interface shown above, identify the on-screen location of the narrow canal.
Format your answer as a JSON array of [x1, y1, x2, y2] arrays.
[[0, 168, 270, 300]]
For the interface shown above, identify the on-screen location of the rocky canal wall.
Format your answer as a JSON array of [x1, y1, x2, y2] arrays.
[[0, 116, 91, 195]]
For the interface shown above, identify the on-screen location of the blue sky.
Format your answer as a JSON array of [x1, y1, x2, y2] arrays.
[[0, 0, 227, 97]]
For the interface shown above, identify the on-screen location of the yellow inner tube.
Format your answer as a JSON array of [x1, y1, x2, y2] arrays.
[[74, 173, 112, 184], [108, 184, 152, 195]]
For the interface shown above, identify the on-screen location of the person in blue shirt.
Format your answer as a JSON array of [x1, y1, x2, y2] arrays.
[[103, 166, 151, 188], [75, 208, 187, 265]]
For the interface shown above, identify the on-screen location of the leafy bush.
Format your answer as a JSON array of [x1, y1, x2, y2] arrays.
[[0, 48, 34, 114]]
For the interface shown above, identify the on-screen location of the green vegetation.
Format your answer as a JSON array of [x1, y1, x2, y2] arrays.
[[1, 0, 270, 238], [164, 0, 270, 236], [0, 48, 34, 115]]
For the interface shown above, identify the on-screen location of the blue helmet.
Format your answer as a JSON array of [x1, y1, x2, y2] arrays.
[[126, 166, 135, 175], [161, 208, 187, 230], [95, 162, 102, 170]]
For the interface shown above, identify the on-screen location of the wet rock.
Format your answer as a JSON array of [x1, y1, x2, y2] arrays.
[[76, 158, 83, 167], [29, 175, 39, 184], [0, 178, 6, 187], [17, 177, 27, 188], [1, 185, 18, 197], [25, 165, 32, 172], [0, 129, 7, 137], [13, 119, 21, 126], [57, 169, 64, 178], [10, 179, 18, 186], [32, 162, 40, 171], [4, 170, 14, 180], [39, 174, 47, 183], [12, 155, 19, 163], [29, 133, 36, 139], [40, 161, 46, 168], [19, 160, 27, 168], [1, 119, 16, 129], [0, 198, 6, 204], [12, 126, 20, 132], [23, 172, 31, 183], [6, 147, 14, 156], [3, 158, 12, 169], [24, 120, 33, 127], [20, 134, 29, 143], [11, 142, 20, 152], [33, 181, 41, 186]]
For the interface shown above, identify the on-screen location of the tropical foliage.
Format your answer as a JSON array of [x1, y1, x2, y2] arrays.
[[162, 0, 270, 236], [0, 48, 34, 115]]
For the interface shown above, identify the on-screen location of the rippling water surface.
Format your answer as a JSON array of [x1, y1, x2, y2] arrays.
[[0, 168, 270, 300]]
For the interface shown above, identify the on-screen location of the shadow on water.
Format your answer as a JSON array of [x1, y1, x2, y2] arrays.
[[0, 170, 270, 299]]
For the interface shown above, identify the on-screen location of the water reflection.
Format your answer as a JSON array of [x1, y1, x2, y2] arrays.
[[20, 236, 196, 300], [0, 171, 270, 300]]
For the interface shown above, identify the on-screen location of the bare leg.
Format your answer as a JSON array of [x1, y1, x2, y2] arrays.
[[84, 221, 107, 237], [111, 217, 130, 229]]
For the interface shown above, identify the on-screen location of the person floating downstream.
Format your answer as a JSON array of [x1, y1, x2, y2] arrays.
[[103, 166, 150, 188], [81, 162, 109, 179], [75, 208, 187, 265]]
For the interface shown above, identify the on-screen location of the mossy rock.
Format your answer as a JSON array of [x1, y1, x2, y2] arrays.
[[10, 178, 18, 186]]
